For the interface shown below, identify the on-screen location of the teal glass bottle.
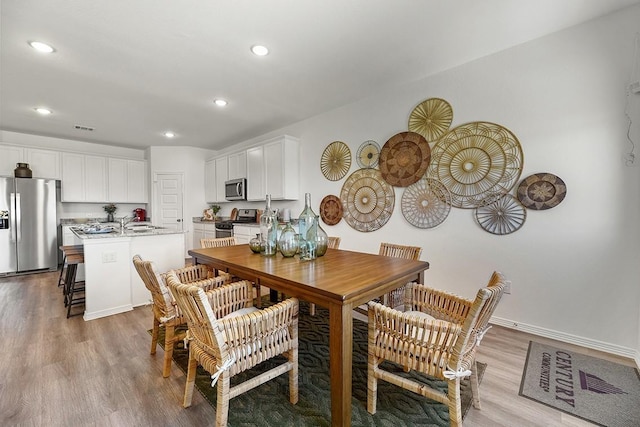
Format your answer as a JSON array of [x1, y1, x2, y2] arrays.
[[297, 193, 317, 246], [278, 222, 298, 257], [309, 217, 329, 257], [260, 194, 278, 256]]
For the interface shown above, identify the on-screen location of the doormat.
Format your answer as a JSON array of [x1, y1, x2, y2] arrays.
[[519, 341, 640, 427]]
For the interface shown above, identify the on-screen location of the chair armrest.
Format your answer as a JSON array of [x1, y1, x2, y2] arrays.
[[205, 280, 255, 319], [173, 264, 211, 283], [405, 283, 474, 325]]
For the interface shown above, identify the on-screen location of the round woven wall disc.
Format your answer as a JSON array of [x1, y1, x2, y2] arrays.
[[401, 177, 451, 229], [319, 195, 343, 225], [408, 98, 453, 143], [475, 194, 526, 235], [356, 140, 381, 169], [320, 141, 351, 181], [340, 168, 395, 232], [379, 131, 431, 187], [517, 173, 567, 210], [428, 121, 523, 209]]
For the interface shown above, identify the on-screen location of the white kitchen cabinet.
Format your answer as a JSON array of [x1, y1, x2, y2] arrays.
[[25, 148, 61, 179], [0, 145, 24, 176], [61, 153, 107, 202], [0, 145, 60, 179], [234, 224, 260, 245], [246, 146, 265, 201], [204, 159, 216, 203], [246, 135, 299, 201], [192, 221, 217, 248], [215, 156, 228, 203], [227, 151, 247, 180], [108, 158, 148, 203]]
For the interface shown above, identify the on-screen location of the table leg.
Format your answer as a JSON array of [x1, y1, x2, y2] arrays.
[[329, 302, 353, 426]]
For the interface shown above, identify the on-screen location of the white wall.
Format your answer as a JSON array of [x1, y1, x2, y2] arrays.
[[227, 5, 640, 360]]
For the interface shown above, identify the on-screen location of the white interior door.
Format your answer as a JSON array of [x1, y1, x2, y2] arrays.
[[155, 173, 184, 231]]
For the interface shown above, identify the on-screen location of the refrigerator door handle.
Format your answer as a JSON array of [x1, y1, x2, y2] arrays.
[[9, 193, 17, 242], [14, 193, 21, 242]]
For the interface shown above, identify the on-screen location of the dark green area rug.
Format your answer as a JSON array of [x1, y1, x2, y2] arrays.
[[152, 301, 485, 426], [519, 341, 640, 427]]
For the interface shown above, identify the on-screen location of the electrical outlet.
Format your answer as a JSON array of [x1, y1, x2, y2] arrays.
[[102, 251, 117, 263], [504, 281, 511, 294]]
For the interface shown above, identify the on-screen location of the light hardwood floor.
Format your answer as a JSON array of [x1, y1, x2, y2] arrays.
[[0, 269, 634, 426]]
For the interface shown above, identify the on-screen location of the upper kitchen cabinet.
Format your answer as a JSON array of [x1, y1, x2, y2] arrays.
[[61, 153, 108, 202], [24, 148, 61, 179], [215, 156, 228, 202], [204, 155, 229, 203], [204, 159, 216, 203], [247, 135, 299, 201], [227, 151, 246, 180], [0, 145, 60, 179], [0, 145, 24, 176], [108, 158, 148, 203]]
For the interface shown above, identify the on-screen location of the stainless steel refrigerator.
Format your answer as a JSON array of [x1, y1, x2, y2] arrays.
[[0, 177, 58, 275]]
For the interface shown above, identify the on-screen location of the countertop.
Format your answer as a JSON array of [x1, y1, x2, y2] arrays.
[[71, 224, 185, 239]]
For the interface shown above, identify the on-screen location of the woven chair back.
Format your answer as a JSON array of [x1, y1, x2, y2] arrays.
[[132, 254, 174, 319], [327, 236, 341, 249], [378, 242, 422, 260], [201, 236, 238, 248]]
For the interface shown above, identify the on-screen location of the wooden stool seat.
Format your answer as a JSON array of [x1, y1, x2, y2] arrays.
[[59, 245, 85, 318]]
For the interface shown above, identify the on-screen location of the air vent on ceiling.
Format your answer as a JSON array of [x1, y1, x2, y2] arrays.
[[74, 124, 95, 132]]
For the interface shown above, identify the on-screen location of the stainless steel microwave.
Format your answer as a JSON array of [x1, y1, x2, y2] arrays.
[[225, 178, 246, 201]]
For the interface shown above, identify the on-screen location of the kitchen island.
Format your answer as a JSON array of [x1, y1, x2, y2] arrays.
[[71, 225, 186, 321]]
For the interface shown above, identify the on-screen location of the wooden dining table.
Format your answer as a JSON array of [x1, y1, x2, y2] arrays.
[[188, 244, 429, 426]]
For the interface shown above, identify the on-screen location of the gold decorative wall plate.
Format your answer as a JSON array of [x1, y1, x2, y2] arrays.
[[379, 131, 431, 187], [428, 121, 523, 209], [401, 177, 451, 229], [475, 194, 526, 235], [408, 98, 453, 143], [319, 195, 343, 226], [320, 141, 351, 181], [517, 173, 567, 210], [356, 140, 381, 169], [340, 168, 395, 232]]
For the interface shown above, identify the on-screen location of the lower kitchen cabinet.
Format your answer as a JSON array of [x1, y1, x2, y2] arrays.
[[233, 224, 260, 245], [192, 221, 216, 248]]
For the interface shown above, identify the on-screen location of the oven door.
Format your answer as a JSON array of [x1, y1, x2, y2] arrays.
[[214, 226, 233, 239]]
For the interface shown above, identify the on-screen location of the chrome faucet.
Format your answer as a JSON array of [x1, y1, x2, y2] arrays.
[[119, 216, 135, 230]]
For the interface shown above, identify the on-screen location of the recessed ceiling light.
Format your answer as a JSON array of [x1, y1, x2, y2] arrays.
[[28, 41, 55, 53], [164, 131, 175, 138], [251, 45, 269, 56], [213, 99, 228, 107], [34, 107, 52, 115]]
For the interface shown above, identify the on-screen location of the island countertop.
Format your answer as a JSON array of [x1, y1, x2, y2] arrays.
[[71, 224, 186, 240]]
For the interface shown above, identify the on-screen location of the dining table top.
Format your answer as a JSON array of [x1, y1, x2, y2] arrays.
[[188, 244, 430, 308]]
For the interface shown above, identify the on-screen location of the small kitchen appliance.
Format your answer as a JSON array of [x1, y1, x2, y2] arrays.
[[133, 208, 146, 222], [214, 208, 257, 238]]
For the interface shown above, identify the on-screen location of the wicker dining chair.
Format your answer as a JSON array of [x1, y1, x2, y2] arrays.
[[200, 236, 238, 248], [132, 255, 232, 378], [367, 271, 507, 427], [308, 236, 341, 316], [165, 272, 299, 427], [378, 242, 423, 309]]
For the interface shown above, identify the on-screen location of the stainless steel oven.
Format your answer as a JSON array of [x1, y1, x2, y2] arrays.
[[214, 209, 257, 239], [214, 225, 232, 239]]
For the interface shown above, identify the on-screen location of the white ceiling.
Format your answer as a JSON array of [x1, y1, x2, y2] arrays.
[[1, 0, 638, 151]]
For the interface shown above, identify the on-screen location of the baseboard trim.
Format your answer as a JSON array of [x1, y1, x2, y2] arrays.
[[491, 316, 639, 368], [83, 304, 133, 321]]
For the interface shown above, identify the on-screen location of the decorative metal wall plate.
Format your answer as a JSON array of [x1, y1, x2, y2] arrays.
[[428, 121, 524, 209], [356, 140, 381, 169], [340, 168, 395, 232], [517, 173, 567, 210], [408, 98, 453, 143], [401, 177, 451, 229], [319, 195, 343, 225], [475, 194, 526, 235], [320, 141, 351, 181], [379, 131, 431, 187]]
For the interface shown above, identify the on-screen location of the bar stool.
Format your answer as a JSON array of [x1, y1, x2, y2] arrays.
[[59, 245, 85, 318]]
